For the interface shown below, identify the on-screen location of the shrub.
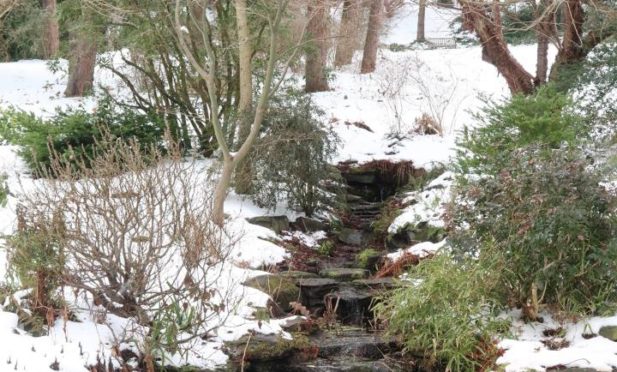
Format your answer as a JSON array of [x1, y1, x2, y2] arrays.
[[0, 96, 165, 175], [249, 88, 341, 217], [373, 253, 509, 371], [457, 86, 583, 176], [13, 131, 233, 342], [450, 146, 617, 317]]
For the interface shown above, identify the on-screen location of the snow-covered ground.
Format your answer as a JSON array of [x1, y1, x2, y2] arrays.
[[0, 3, 613, 371]]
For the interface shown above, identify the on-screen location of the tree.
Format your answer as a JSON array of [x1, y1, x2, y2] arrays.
[[334, 0, 362, 67], [460, 0, 535, 94], [233, 0, 254, 194], [361, 0, 383, 74], [40, 0, 59, 58], [65, 7, 99, 97], [534, 0, 556, 85], [460, 0, 617, 94], [417, 0, 426, 42], [305, 0, 329, 92], [174, 0, 298, 225]]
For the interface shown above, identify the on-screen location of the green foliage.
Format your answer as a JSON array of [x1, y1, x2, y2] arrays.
[[450, 146, 617, 315], [0, 96, 165, 175], [0, 0, 45, 61], [357, 248, 379, 269], [374, 254, 509, 371], [501, 4, 536, 44], [457, 86, 582, 176], [317, 240, 335, 256], [250, 88, 341, 216]]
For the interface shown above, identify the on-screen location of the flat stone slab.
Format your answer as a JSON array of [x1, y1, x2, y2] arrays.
[[352, 277, 397, 289], [319, 268, 369, 281]]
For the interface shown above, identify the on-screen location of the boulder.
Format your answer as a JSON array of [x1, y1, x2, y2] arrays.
[[338, 228, 366, 246], [244, 274, 300, 313], [247, 216, 290, 234], [294, 217, 327, 233], [297, 278, 339, 308], [599, 325, 617, 341]]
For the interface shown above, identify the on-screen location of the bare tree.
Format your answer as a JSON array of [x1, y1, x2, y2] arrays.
[[361, 0, 384, 74], [534, 0, 556, 84], [40, 0, 59, 58], [174, 0, 299, 225], [65, 33, 97, 97], [305, 0, 330, 92]]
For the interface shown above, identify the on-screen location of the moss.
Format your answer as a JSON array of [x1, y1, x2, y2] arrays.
[[356, 248, 381, 270]]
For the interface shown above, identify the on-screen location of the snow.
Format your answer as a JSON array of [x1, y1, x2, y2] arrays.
[[0, 4, 602, 371], [387, 239, 447, 260]]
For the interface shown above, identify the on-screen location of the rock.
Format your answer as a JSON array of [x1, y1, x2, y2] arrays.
[[244, 274, 300, 313], [352, 277, 397, 290], [319, 268, 369, 281], [324, 286, 373, 324], [344, 169, 378, 185], [294, 217, 327, 233], [338, 228, 366, 246], [356, 249, 382, 271], [297, 278, 339, 307], [312, 328, 397, 359], [247, 216, 290, 234], [225, 333, 313, 363], [599, 325, 617, 341], [278, 271, 320, 280]]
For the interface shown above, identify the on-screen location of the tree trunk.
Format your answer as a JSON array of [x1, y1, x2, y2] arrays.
[[334, 0, 361, 67], [535, 33, 549, 85], [417, 0, 426, 42], [40, 0, 59, 58], [233, 0, 254, 194], [550, 0, 584, 80], [305, 0, 329, 92], [361, 0, 383, 74], [460, 0, 535, 95], [534, 0, 555, 85], [213, 159, 234, 226], [65, 32, 97, 97]]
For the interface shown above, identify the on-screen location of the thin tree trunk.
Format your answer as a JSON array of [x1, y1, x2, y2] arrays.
[[417, 0, 426, 42], [334, 0, 361, 67], [40, 0, 59, 58], [305, 0, 329, 92], [534, 0, 555, 85], [65, 32, 97, 97], [361, 0, 383, 74], [536, 34, 549, 85], [234, 0, 254, 194], [460, 0, 535, 95], [213, 160, 234, 226]]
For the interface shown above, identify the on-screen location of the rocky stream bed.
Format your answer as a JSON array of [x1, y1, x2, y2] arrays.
[[224, 161, 444, 372]]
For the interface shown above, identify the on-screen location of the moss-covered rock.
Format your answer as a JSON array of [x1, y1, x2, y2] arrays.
[[243, 274, 300, 313]]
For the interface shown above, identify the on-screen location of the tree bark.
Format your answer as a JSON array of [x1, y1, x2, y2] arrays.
[[40, 0, 59, 59], [233, 0, 254, 194], [334, 0, 361, 67], [65, 31, 97, 97], [550, 0, 584, 80], [460, 0, 535, 95], [534, 0, 556, 85], [361, 0, 383, 74], [417, 0, 426, 42], [536, 33, 549, 85], [305, 0, 329, 92]]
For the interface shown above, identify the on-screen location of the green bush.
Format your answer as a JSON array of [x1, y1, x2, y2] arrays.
[[250, 88, 341, 217], [457, 86, 582, 176], [374, 253, 509, 371], [0, 97, 165, 175], [450, 146, 617, 316]]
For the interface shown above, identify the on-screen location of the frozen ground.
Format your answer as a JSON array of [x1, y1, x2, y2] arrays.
[[0, 4, 613, 371]]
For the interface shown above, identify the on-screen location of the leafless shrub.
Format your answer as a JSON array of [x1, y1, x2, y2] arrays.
[[12, 129, 237, 357]]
